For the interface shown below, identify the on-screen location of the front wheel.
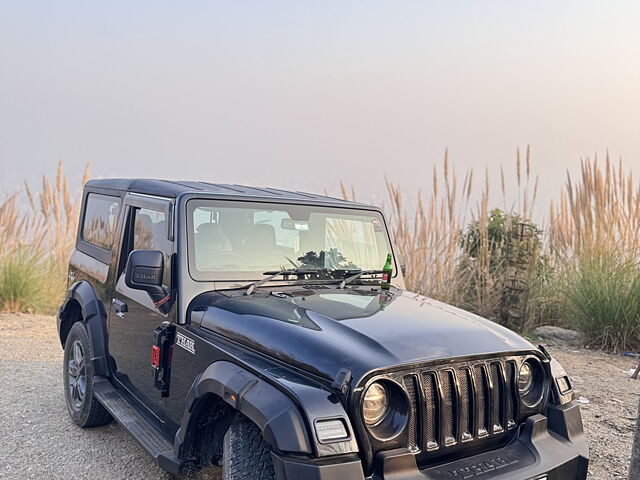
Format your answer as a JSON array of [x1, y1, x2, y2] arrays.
[[63, 322, 112, 427], [222, 419, 275, 480]]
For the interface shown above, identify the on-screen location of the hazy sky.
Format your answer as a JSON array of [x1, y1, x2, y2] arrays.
[[1, 1, 639, 209]]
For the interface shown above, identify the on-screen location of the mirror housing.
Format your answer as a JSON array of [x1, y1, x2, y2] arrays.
[[125, 250, 164, 296]]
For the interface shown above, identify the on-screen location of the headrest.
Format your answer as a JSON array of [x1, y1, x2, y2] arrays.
[[197, 223, 224, 242], [251, 223, 276, 245]]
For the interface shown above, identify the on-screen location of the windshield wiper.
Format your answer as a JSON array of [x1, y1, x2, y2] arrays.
[[338, 270, 384, 289], [245, 268, 324, 296]]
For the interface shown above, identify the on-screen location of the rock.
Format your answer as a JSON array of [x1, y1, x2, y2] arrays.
[[533, 325, 581, 346]]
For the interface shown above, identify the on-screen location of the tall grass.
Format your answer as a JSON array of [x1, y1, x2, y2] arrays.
[[384, 148, 542, 329], [549, 155, 640, 261], [0, 162, 89, 313], [562, 254, 640, 352], [383, 150, 473, 307], [350, 150, 639, 352], [548, 156, 640, 352], [0, 247, 44, 312]]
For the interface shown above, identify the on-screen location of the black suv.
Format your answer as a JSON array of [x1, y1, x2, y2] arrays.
[[57, 179, 588, 479]]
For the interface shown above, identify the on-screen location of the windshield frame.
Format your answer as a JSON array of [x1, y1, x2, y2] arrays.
[[184, 198, 399, 283]]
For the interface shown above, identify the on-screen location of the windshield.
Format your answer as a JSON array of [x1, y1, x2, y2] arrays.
[[186, 199, 394, 281]]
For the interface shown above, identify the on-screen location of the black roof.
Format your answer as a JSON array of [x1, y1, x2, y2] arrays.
[[86, 179, 374, 208]]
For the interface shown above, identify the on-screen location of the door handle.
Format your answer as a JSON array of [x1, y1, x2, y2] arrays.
[[112, 298, 128, 318]]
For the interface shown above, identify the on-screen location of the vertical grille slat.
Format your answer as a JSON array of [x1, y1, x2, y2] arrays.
[[413, 357, 520, 454], [439, 371, 456, 446], [421, 372, 439, 450], [504, 361, 517, 428], [403, 375, 419, 451], [473, 364, 489, 437], [458, 368, 473, 441], [489, 362, 504, 433]]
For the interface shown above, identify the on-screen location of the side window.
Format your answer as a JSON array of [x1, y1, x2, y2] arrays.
[[82, 193, 121, 250], [132, 207, 172, 290]]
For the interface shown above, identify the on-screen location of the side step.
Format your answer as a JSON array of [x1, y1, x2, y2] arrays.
[[93, 376, 184, 474]]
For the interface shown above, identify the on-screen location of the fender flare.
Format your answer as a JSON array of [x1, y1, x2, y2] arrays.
[[174, 361, 313, 458], [59, 280, 110, 376]]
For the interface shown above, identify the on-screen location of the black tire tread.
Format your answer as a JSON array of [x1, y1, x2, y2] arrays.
[[222, 420, 275, 480], [64, 322, 113, 428]]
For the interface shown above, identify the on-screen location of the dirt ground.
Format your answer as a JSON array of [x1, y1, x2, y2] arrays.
[[0, 314, 220, 480], [549, 345, 639, 479], [0, 313, 637, 479]]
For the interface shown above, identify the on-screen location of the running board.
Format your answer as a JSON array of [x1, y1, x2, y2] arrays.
[[93, 376, 184, 475]]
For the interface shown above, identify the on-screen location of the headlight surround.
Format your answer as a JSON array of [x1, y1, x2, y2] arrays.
[[361, 379, 409, 441], [518, 358, 546, 407], [362, 382, 389, 426]]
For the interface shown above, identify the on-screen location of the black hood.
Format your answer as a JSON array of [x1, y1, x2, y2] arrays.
[[193, 286, 536, 384]]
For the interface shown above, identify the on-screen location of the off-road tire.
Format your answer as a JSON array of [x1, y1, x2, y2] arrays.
[[63, 322, 112, 427], [222, 419, 276, 480]]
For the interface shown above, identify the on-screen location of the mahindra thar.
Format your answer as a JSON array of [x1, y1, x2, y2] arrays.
[[57, 179, 588, 479]]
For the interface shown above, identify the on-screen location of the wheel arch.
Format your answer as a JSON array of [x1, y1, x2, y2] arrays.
[[58, 298, 83, 347], [58, 281, 110, 376], [174, 361, 313, 467]]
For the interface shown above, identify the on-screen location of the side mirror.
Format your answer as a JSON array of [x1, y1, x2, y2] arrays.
[[125, 249, 164, 296]]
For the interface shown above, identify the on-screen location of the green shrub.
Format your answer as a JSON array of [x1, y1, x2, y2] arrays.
[[563, 254, 640, 353], [0, 247, 46, 313], [458, 208, 545, 332]]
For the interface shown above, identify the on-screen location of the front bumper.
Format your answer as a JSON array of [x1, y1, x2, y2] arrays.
[[272, 402, 588, 480]]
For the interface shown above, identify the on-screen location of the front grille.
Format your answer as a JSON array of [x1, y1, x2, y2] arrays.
[[403, 358, 519, 453]]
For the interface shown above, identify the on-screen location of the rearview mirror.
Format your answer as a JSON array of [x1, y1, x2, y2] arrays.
[[281, 218, 310, 231], [125, 249, 164, 295]]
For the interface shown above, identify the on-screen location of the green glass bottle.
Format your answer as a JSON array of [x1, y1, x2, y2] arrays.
[[381, 253, 393, 290]]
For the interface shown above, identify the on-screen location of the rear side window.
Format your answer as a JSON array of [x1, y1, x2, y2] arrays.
[[82, 193, 121, 250]]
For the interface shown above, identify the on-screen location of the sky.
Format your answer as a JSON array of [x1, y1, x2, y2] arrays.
[[1, 1, 639, 211]]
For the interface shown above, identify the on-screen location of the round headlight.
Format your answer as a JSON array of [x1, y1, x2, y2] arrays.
[[362, 382, 389, 426], [518, 362, 534, 395], [518, 358, 546, 408]]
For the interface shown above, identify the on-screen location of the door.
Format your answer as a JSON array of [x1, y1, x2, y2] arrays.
[[109, 195, 174, 414]]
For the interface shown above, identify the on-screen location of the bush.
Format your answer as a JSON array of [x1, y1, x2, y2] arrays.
[[0, 247, 45, 313], [563, 254, 640, 353], [458, 208, 545, 332]]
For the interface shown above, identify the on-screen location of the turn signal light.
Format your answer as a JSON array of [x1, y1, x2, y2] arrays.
[[315, 419, 349, 443]]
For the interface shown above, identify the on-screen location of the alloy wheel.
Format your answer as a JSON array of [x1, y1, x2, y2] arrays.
[[68, 340, 87, 410]]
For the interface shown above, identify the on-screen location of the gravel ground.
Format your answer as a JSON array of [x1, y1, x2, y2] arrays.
[[0, 314, 637, 479], [548, 345, 639, 479], [0, 314, 220, 480]]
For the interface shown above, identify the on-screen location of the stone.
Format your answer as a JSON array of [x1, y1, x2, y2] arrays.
[[533, 325, 581, 346]]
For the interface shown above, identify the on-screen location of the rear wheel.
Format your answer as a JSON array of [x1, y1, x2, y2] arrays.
[[222, 419, 275, 480], [63, 322, 112, 427]]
